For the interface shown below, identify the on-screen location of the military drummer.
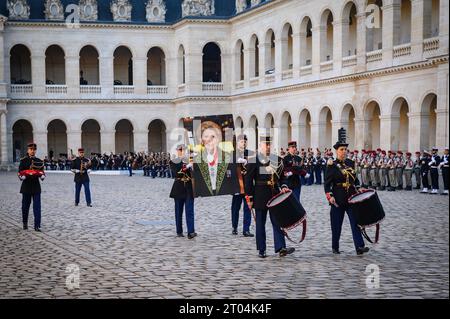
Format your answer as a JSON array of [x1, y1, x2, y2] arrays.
[[324, 129, 369, 256]]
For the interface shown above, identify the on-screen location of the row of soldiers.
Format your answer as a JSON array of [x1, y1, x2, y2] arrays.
[[277, 146, 449, 195], [349, 148, 449, 195]]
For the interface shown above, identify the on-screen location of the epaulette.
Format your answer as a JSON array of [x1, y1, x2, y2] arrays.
[[20, 156, 27, 161]]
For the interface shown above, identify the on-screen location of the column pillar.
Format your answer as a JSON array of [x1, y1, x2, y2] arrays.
[[134, 130, 148, 153], [333, 19, 344, 71], [65, 55, 80, 97], [407, 111, 422, 152], [67, 130, 82, 157], [0, 110, 8, 165], [31, 54, 46, 97], [439, 0, 449, 55], [379, 115, 394, 151], [99, 56, 114, 97], [34, 130, 48, 159], [100, 130, 115, 154], [292, 32, 301, 78], [133, 56, 147, 95], [356, 12, 367, 71], [184, 52, 202, 94], [312, 26, 324, 75], [411, 0, 425, 59], [382, 0, 401, 67], [245, 47, 255, 84]]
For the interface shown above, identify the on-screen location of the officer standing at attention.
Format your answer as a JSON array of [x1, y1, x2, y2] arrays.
[[18, 143, 46, 231], [282, 141, 308, 202], [413, 151, 422, 190], [245, 133, 295, 258], [231, 134, 254, 237], [429, 147, 441, 194], [324, 128, 369, 256], [169, 145, 197, 239], [440, 147, 449, 195], [71, 148, 93, 207], [420, 151, 431, 193]]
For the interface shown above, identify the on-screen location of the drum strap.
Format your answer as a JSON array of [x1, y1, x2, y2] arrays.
[[282, 218, 307, 244], [361, 224, 380, 244]]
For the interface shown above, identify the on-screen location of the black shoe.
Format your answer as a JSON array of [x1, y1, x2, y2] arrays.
[[232, 228, 238, 235], [87, 204, 92, 207], [356, 246, 370, 255], [332, 249, 341, 254], [379, 186, 385, 191], [258, 251, 267, 258], [75, 203, 79, 206], [406, 186, 412, 191], [243, 231, 254, 237], [34, 227, 41, 232], [187, 232, 197, 239], [397, 186, 403, 190], [414, 186, 421, 190], [177, 233, 184, 237], [23, 224, 28, 230], [279, 247, 295, 257]]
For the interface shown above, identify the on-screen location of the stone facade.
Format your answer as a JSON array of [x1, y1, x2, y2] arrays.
[[0, 0, 449, 166]]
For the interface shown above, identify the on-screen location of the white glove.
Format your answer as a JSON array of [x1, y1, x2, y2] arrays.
[[237, 158, 247, 165], [305, 173, 311, 179], [186, 163, 193, 169], [72, 169, 80, 174], [284, 171, 293, 177], [40, 175, 46, 181], [19, 175, 26, 181], [87, 169, 92, 173]]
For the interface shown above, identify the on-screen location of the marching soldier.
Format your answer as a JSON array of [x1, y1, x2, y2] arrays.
[[420, 151, 431, 193], [282, 141, 308, 202], [403, 152, 414, 191], [387, 151, 397, 191], [429, 147, 441, 194], [18, 143, 45, 231], [71, 148, 93, 207], [440, 147, 449, 195], [169, 145, 196, 239], [414, 151, 422, 189], [324, 129, 369, 256], [231, 134, 254, 237], [245, 133, 295, 258]]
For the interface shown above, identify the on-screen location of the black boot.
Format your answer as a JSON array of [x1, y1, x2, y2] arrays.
[[23, 224, 28, 230], [232, 228, 238, 235], [243, 231, 254, 237], [356, 246, 370, 256], [279, 247, 295, 257]]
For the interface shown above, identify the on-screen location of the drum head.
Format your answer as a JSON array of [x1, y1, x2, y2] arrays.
[[267, 190, 292, 208], [348, 190, 375, 204]]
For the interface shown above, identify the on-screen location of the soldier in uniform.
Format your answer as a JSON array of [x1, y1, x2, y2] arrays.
[[282, 141, 308, 202], [71, 148, 93, 207], [429, 147, 441, 194], [18, 143, 45, 231], [170, 145, 196, 239], [324, 129, 369, 256], [245, 133, 295, 258], [378, 150, 388, 191], [414, 151, 422, 189], [231, 134, 254, 237], [387, 151, 397, 191], [420, 151, 431, 193], [440, 147, 449, 195], [369, 151, 379, 190], [314, 149, 324, 185], [403, 152, 414, 191], [361, 150, 369, 188], [395, 151, 405, 190]]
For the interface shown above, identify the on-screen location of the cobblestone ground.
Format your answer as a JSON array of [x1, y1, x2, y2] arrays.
[[0, 172, 448, 299]]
